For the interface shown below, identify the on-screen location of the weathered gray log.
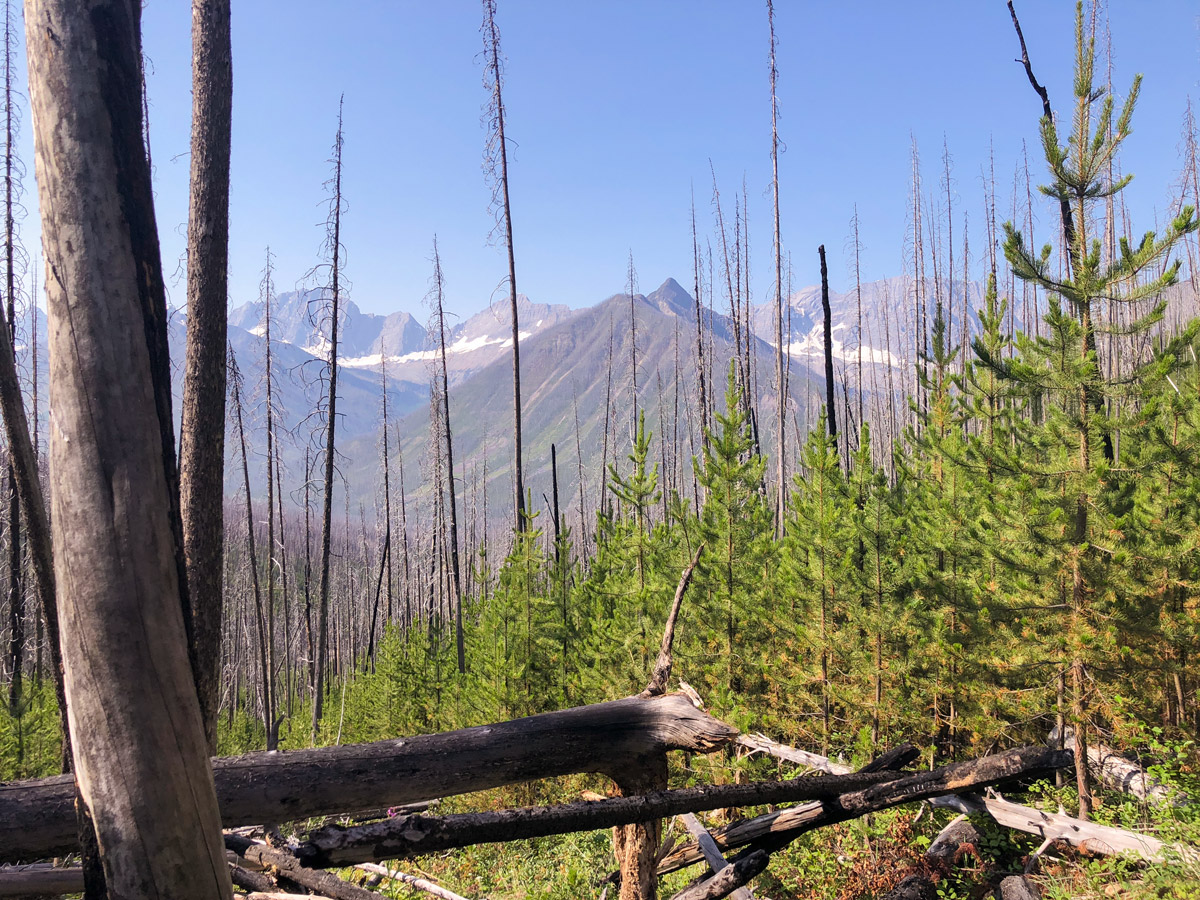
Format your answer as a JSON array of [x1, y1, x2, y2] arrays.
[[944, 792, 1196, 864], [296, 768, 905, 868], [0, 864, 84, 897], [298, 748, 1065, 870], [678, 814, 753, 900], [0, 693, 736, 863], [1050, 727, 1185, 807], [657, 748, 1071, 874], [665, 850, 769, 900]]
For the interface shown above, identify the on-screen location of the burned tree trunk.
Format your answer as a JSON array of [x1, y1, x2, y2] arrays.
[[1, 692, 737, 863], [23, 0, 232, 894], [180, 0, 232, 755], [818, 244, 838, 460]]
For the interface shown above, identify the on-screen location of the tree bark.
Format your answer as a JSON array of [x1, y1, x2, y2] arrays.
[[180, 0, 232, 756], [313, 100, 345, 741], [0, 693, 737, 863], [483, 0, 525, 532], [667, 851, 768, 900], [23, 0, 233, 896], [819, 245, 838, 459]]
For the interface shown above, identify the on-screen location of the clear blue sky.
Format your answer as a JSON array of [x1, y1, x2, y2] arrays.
[[38, 2, 1200, 319]]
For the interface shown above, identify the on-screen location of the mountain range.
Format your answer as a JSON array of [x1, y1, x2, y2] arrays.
[[15, 270, 1107, 535]]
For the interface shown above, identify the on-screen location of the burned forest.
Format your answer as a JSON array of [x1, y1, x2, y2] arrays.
[[2, 2, 1200, 900]]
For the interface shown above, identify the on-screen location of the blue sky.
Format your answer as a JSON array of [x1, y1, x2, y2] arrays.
[[33, 2, 1200, 320]]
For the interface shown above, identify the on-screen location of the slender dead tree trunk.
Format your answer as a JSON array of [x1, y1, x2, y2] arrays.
[[313, 98, 345, 743], [230, 349, 272, 749], [482, 0, 525, 532], [819, 245, 838, 462], [768, 0, 786, 538], [24, 0, 232, 893], [302, 446, 315, 699], [430, 238, 464, 674], [690, 194, 709, 441], [599, 310, 615, 519], [180, 0, 231, 756], [3, 0, 22, 722], [262, 251, 279, 748], [628, 250, 639, 431], [396, 433, 412, 631], [367, 352, 393, 660]]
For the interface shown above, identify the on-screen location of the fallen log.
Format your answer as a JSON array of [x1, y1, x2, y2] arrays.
[[656, 747, 1072, 874], [666, 850, 769, 900], [940, 793, 1198, 864], [1051, 727, 1185, 807], [0, 860, 276, 899], [0, 692, 736, 863], [297, 747, 1066, 870], [0, 864, 84, 898], [296, 768, 907, 867]]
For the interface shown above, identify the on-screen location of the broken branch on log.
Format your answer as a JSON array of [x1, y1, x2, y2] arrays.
[[666, 850, 769, 900], [226, 835, 381, 900], [656, 747, 1071, 874], [679, 813, 754, 900], [0, 692, 736, 863], [735, 733, 852, 775], [643, 543, 705, 697], [354, 863, 471, 900]]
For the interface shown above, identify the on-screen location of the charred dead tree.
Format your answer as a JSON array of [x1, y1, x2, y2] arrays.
[[818, 245, 838, 462], [768, 0, 786, 538], [690, 194, 709, 442], [482, 0, 526, 533], [2, 0, 22, 727], [429, 238, 465, 673], [230, 348, 274, 749], [180, 0, 232, 755], [312, 98, 346, 743]]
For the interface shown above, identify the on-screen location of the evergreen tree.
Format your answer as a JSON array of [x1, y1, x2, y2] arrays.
[[783, 415, 853, 749], [986, 2, 1198, 815], [693, 365, 776, 715]]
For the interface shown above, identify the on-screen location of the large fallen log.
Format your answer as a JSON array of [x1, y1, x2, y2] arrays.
[[1051, 727, 1186, 807], [296, 746, 1067, 869], [655, 747, 1071, 874], [936, 793, 1198, 864], [0, 693, 736, 864]]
